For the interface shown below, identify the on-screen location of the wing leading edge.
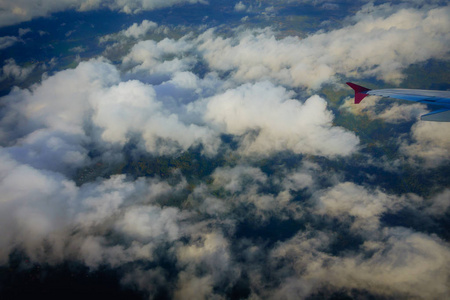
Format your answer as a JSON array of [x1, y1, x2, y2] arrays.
[[346, 82, 450, 122]]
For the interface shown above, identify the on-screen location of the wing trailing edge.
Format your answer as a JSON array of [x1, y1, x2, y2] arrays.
[[346, 82, 450, 122], [420, 109, 450, 122]]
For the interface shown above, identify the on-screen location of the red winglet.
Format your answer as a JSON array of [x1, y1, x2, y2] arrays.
[[346, 82, 371, 104]]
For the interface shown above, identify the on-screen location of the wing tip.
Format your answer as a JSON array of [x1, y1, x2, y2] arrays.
[[420, 109, 450, 122], [346, 82, 371, 104]]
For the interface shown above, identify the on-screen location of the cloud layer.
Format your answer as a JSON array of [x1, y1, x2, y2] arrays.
[[0, 2, 449, 299], [196, 5, 450, 88], [2, 54, 359, 163], [0, 0, 207, 27]]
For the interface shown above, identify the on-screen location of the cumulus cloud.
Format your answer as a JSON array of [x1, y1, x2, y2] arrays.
[[1, 58, 35, 82], [116, 206, 187, 242], [426, 189, 450, 216], [270, 228, 450, 299], [196, 5, 450, 88], [175, 231, 239, 300], [0, 58, 222, 169], [205, 164, 316, 220], [123, 20, 158, 38], [280, 161, 318, 191], [315, 182, 411, 233], [400, 121, 450, 167], [324, 229, 450, 300], [0, 149, 191, 267], [0, 2, 449, 299], [102, 3, 450, 92], [203, 81, 359, 157], [234, 1, 246, 12], [211, 165, 268, 193], [0, 150, 76, 263], [1, 137, 448, 298], [209, 165, 286, 216], [122, 37, 196, 75], [92, 79, 220, 155], [375, 103, 429, 123], [0, 58, 120, 175], [0, 0, 80, 27], [100, 19, 166, 44], [1, 56, 359, 181], [119, 39, 361, 158]]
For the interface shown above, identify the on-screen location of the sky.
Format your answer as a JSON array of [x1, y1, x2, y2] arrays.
[[0, 1, 449, 299]]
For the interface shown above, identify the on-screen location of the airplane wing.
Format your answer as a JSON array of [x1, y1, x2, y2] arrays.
[[346, 82, 450, 122]]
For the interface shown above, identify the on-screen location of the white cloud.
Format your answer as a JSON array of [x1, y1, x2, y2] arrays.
[[0, 0, 80, 27], [177, 232, 231, 269], [0, 149, 194, 267], [196, 5, 450, 88], [174, 273, 214, 300], [0, 58, 121, 173], [1, 137, 447, 298], [0, 0, 207, 27], [115, 206, 187, 242], [168, 71, 200, 90], [211, 165, 268, 193], [0, 3, 449, 298], [107, 4, 449, 92], [99, 20, 169, 45], [1, 58, 221, 164], [3, 59, 31, 80], [116, 41, 361, 158], [5, 129, 90, 173], [123, 20, 158, 38], [271, 228, 450, 299], [176, 231, 237, 298], [1, 58, 35, 82], [69, 45, 86, 53], [0, 151, 76, 263], [19, 58, 119, 135], [234, 1, 246, 12], [315, 182, 409, 233], [376, 103, 429, 123], [91, 79, 220, 155], [122, 37, 195, 74], [281, 161, 319, 191], [400, 121, 450, 167], [0, 59, 122, 172], [204, 81, 359, 157], [0, 36, 20, 49], [205, 164, 311, 219], [425, 189, 450, 216], [91, 80, 161, 145], [329, 228, 450, 299]]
